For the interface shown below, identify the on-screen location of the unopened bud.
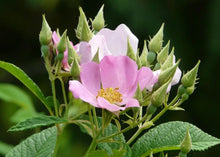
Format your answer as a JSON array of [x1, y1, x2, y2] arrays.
[[67, 37, 78, 65], [146, 104, 157, 115], [148, 23, 164, 53], [147, 51, 156, 64], [57, 53, 64, 61], [186, 85, 195, 95], [161, 47, 174, 70], [70, 56, 80, 77], [158, 61, 179, 85], [39, 14, 52, 45], [57, 30, 67, 54], [92, 5, 105, 31], [157, 40, 170, 64], [181, 93, 189, 101], [181, 60, 200, 87], [151, 81, 170, 107], [41, 45, 49, 57], [180, 127, 192, 154], [140, 40, 148, 66], [76, 7, 92, 41], [177, 85, 186, 96], [127, 38, 136, 61]]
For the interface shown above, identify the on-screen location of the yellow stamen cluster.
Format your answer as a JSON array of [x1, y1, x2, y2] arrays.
[[97, 87, 123, 104]]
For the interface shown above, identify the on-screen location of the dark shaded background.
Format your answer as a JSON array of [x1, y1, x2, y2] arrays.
[[0, 0, 219, 156]]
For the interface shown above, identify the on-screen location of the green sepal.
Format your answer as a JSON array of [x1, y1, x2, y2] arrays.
[[151, 80, 170, 107], [148, 23, 164, 53], [57, 30, 67, 54], [92, 5, 105, 31], [140, 40, 148, 66], [161, 47, 174, 70], [157, 40, 170, 64], [158, 61, 179, 85], [127, 38, 136, 61], [39, 14, 52, 45], [181, 60, 200, 87]]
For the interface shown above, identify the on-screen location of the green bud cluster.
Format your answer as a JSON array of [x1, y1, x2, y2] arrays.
[[177, 61, 200, 102]]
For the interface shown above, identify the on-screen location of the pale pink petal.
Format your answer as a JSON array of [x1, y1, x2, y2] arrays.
[[137, 67, 157, 90], [121, 97, 140, 108], [97, 97, 125, 112], [89, 35, 111, 61], [77, 42, 93, 64], [171, 67, 182, 85], [97, 24, 138, 56], [52, 31, 60, 46], [80, 62, 101, 96], [100, 56, 138, 97], [69, 80, 98, 107]]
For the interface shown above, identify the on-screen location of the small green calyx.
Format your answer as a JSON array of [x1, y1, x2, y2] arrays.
[[177, 85, 186, 96], [39, 14, 52, 45], [148, 23, 164, 53], [127, 38, 136, 61], [147, 51, 156, 64], [41, 45, 49, 57], [181, 60, 200, 87], [57, 30, 67, 54], [92, 5, 105, 31]]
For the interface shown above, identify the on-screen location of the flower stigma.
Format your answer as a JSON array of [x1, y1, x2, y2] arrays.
[[97, 87, 123, 104]]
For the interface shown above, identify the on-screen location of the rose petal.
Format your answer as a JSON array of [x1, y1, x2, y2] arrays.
[[121, 97, 140, 108], [97, 24, 138, 56], [100, 56, 138, 97], [171, 67, 182, 85], [69, 80, 98, 107], [77, 42, 93, 64], [89, 35, 111, 61], [138, 67, 157, 90], [80, 62, 101, 96], [97, 97, 125, 112]]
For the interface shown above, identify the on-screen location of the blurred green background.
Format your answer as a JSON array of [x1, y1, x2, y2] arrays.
[[0, 0, 219, 156]]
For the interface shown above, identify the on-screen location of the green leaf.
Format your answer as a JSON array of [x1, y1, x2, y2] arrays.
[[0, 141, 13, 155], [8, 115, 66, 131], [0, 83, 35, 110], [10, 109, 37, 123], [0, 83, 37, 123], [88, 150, 109, 157], [6, 127, 57, 157], [131, 121, 220, 157], [0, 61, 47, 106]]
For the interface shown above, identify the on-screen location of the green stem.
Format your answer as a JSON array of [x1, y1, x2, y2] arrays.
[[169, 95, 180, 107], [58, 77, 68, 118], [88, 105, 95, 137], [97, 113, 149, 143], [127, 127, 144, 145], [92, 107, 99, 130], [51, 79, 59, 117], [84, 137, 97, 157]]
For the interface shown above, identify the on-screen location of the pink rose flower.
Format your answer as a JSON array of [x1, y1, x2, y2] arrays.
[[69, 56, 156, 112], [76, 24, 138, 62]]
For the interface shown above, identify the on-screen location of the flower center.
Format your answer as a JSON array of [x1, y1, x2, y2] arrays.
[[97, 87, 123, 104]]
